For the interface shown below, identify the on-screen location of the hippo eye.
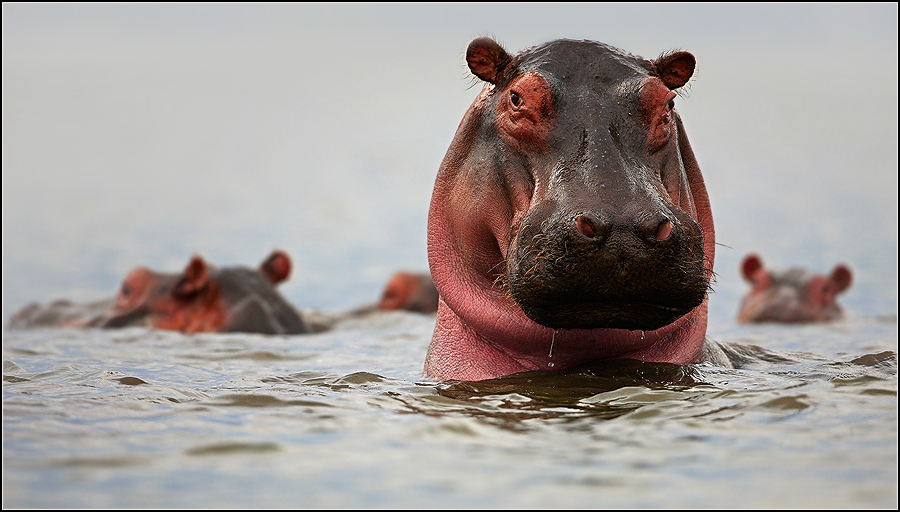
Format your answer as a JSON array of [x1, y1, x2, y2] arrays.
[[120, 284, 131, 297], [510, 91, 522, 108], [667, 98, 675, 110]]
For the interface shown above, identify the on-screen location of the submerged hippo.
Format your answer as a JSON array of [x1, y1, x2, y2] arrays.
[[377, 272, 439, 314], [426, 37, 724, 381], [737, 254, 853, 323], [7, 250, 310, 334], [301, 271, 439, 332]]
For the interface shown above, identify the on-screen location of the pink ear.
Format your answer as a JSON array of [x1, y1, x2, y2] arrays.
[[466, 37, 512, 84], [741, 254, 764, 282], [260, 250, 292, 285], [174, 255, 210, 298], [652, 51, 696, 90], [829, 264, 853, 293]]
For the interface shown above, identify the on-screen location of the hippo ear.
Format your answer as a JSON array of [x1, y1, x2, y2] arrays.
[[741, 254, 764, 283], [467, 37, 512, 84], [260, 250, 292, 285], [173, 255, 210, 298], [653, 51, 695, 90], [829, 265, 853, 293]]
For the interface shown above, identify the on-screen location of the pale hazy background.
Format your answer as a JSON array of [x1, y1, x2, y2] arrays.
[[3, 3, 897, 327]]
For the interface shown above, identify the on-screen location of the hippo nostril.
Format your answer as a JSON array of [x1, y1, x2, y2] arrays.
[[575, 215, 597, 238], [656, 219, 672, 241], [637, 216, 673, 243]]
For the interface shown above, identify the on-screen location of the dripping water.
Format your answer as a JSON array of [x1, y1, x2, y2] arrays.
[[548, 329, 557, 367]]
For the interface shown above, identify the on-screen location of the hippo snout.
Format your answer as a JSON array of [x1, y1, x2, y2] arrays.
[[573, 212, 674, 244], [507, 204, 708, 331]]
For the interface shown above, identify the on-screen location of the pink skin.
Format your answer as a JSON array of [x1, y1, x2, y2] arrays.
[[737, 254, 852, 323], [425, 43, 716, 381]]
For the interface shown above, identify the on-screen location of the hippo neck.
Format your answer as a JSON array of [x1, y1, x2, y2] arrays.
[[425, 293, 709, 381]]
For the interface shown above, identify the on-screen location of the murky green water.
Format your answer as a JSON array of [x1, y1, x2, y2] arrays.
[[3, 4, 897, 508], [3, 313, 896, 508]]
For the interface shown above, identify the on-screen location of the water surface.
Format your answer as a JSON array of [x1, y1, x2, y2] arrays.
[[3, 313, 896, 508]]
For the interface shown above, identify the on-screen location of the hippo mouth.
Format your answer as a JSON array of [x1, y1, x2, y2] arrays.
[[506, 256, 709, 331], [505, 210, 710, 332], [514, 296, 698, 331]]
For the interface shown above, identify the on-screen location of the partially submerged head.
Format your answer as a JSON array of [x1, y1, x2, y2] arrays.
[[8, 250, 309, 335], [737, 254, 852, 323], [377, 272, 439, 314], [99, 250, 308, 334]]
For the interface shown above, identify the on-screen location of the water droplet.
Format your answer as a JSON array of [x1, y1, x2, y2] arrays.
[[548, 329, 557, 358], [640, 331, 645, 340], [547, 361, 555, 368]]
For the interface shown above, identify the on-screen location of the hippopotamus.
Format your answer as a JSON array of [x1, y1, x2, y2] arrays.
[[737, 254, 853, 323], [376, 272, 439, 314], [425, 37, 723, 381], [6, 250, 310, 334]]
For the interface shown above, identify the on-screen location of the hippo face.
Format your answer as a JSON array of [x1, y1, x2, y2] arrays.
[[737, 254, 853, 323], [472, 39, 708, 330], [426, 38, 716, 380]]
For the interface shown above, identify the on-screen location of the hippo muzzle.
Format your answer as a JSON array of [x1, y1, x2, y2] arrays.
[[508, 199, 707, 331], [505, 130, 709, 331]]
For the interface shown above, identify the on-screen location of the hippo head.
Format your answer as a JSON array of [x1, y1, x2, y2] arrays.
[[737, 254, 852, 323], [94, 250, 308, 334], [377, 272, 439, 314], [426, 38, 715, 380]]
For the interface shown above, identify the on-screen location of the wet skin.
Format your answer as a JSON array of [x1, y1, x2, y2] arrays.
[[7, 251, 310, 335], [737, 254, 853, 323], [426, 37, 723, 381]]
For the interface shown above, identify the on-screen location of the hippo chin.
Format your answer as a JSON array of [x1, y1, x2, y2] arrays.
[[425, 37, 720, 381], [7, 250, 310, 335], [737, 254, 853, 323]]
